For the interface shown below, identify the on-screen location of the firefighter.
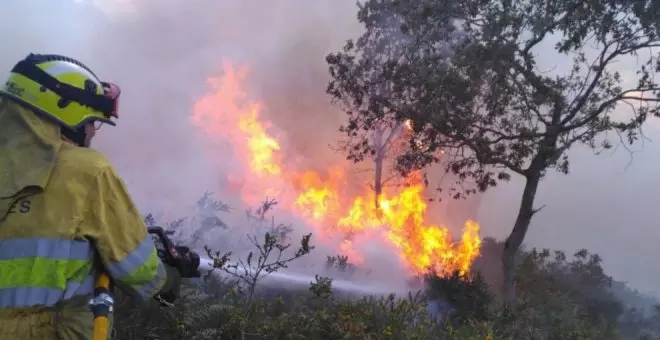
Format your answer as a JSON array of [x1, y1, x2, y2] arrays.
[[0, 53, 190, 339]]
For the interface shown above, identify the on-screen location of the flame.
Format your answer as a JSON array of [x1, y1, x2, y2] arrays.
[[239, 108, 281, 176], [293, 169, 343, 222], [190, 61, 481, 277]]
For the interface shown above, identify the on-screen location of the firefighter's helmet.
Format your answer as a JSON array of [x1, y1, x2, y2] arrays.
[[0, 53, 120, 131]]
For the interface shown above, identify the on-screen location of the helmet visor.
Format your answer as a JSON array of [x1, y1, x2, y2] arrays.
[[101, 82, 120, 119]]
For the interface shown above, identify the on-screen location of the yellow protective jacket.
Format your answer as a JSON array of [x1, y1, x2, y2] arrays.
[[0, 96, 176, 339]]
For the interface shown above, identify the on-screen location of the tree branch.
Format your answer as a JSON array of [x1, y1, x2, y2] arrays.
[[561, 40, 619, 124], [458, 139, 527, 176], [563, 38, 660, 125], [561, 90, 660, 132]]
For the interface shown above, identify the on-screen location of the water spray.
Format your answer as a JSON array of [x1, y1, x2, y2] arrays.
[[198, 257, 408, 296], [199, 257, 450, 320]]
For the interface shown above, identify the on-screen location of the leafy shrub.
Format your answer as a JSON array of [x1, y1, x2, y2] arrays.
[[111, 196, 659, 340]]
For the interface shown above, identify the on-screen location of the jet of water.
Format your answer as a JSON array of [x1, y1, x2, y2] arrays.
[[198, 257, 452, 321], [199, 256, 407, 296]]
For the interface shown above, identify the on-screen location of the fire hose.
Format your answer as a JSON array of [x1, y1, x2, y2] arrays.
[[90, 226, 201, 340]]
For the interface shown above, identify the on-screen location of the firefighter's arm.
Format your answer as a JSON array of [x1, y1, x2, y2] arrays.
[[87, 164, 181, 300]]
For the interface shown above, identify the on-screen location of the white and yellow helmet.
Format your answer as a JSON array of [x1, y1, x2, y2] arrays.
[[0, 53, 120, 133]]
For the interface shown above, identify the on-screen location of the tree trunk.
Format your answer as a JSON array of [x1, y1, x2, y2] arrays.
[[372, 127, 385, 210], [501, 169, 542, 301], [374, 154, 383, 208]]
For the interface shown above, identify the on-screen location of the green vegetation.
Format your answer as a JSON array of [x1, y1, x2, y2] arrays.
[[112, 199, 660, 340]]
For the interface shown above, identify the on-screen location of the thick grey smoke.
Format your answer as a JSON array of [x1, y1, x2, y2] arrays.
[[3, 0, 658, 297]]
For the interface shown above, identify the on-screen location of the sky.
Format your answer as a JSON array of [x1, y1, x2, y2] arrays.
[[2, 0, 658, 296]]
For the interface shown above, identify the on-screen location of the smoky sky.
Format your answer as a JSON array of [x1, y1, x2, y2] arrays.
[[3, 0, 659, 296]]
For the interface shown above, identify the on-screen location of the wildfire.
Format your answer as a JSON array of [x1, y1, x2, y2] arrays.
[[190, 61, 481, 277], [239, 108, 281, 176]]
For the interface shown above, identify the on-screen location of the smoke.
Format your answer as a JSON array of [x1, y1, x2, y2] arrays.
[[86, 0, 365, 211], [5, 0, 657, 298]]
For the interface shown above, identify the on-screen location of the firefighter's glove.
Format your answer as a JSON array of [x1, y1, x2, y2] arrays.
[[157, 263, 182, 305]]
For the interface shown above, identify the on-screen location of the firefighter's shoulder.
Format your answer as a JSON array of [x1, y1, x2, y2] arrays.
[[54, 143, 118, 179]]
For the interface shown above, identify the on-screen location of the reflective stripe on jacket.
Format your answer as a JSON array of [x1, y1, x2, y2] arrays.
[[0, 237, 95, 308], [0, 234, 165, 308]]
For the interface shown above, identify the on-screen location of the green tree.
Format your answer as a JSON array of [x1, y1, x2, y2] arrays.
[[326, 0, 660, 300]]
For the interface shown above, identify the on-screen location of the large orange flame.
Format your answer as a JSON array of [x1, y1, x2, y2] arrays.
[[190, 61, 481, 277]]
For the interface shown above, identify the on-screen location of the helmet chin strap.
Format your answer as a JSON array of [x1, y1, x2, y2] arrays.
[[60, 125, 87, 147]]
